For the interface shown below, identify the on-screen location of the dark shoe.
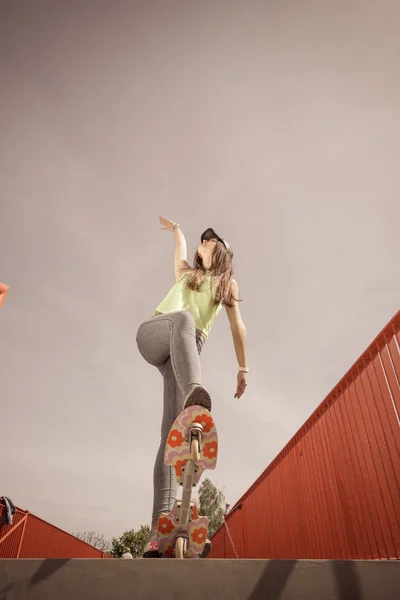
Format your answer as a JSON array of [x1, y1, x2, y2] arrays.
[[143, 549, 160, 558], [184, 385, 212, 412], [200, 538, 212, 558]]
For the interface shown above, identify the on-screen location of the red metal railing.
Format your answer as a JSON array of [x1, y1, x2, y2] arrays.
[[0, 504, 109, 559], [210, 310, 400, 559]]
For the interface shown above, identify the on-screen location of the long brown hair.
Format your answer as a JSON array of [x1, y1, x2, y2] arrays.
[[184, 241, 239, 308]]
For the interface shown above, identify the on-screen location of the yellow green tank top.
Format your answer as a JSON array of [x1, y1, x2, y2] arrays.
[[155, 272, 223, 337]]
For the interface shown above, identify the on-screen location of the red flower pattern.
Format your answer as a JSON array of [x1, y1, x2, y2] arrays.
[[191, 526, 207, 545], [158, 517, 174, 535], [167, 429, 184, 448], [164, 545, 175, 557], [194, 413, 214, 433], [175, 459, 188, 477], [203, 441, 217, 459]]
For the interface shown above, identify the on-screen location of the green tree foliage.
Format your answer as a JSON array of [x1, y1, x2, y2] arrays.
[[198, 477, 226, 537], [73, 531, 111, 554], [110, 525, 150, 558]]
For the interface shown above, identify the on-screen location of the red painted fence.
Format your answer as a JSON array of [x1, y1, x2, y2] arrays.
[[210, 311, 400, 560], [0, 504, 109, 558]]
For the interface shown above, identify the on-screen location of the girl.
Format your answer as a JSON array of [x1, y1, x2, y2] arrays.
[[136, 216, 248, 557]]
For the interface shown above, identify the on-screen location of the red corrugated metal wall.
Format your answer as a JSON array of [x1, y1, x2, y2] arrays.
[[0, 505, 109, 558], [210, 311, 400, 559]]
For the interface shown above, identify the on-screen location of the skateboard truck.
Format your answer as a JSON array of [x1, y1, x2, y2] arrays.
[[186, 421, 203, 464], [172, 502, 191, 556], [178, 424, 203, 528]]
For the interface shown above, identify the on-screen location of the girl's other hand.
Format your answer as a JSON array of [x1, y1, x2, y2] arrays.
[[235, 371, 247, 399]]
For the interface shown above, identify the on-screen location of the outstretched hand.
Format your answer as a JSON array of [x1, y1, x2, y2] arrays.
[[0, 282, 9, 311], [159, 216, 177, 232], [235, 371, 247, 399]]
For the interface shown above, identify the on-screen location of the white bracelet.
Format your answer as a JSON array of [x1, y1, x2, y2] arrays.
[[171, 223, 180, 231], [238, 367, 249, 373]]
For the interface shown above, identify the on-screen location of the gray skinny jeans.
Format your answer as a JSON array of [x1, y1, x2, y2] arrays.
[[136, 310, 205, 527]]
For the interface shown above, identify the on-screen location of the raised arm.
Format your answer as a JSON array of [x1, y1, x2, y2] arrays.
[[159, 216, 190, 281]]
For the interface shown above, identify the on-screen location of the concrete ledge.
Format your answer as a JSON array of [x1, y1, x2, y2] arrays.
[[0, 559, 399, 600]]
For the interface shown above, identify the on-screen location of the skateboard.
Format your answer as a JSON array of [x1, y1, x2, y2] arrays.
[[157, 405, 218, 558]]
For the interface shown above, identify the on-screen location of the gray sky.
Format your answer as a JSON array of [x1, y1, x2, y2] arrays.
[[1, 0, 399, 540]]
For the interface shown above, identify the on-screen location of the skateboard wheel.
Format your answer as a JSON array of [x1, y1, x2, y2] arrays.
[[191, 437, 200, 463], [175, 536, 185, 559]]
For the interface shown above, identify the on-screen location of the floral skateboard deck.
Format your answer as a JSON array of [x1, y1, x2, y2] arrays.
[[157, 405, 218, 558], [157, 502, 208, 558], [164, 405, 218, 483]]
